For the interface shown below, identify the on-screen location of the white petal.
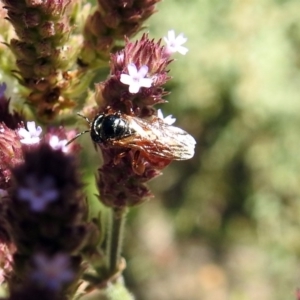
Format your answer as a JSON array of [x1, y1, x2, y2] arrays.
[[18, 128, 30, 138], [139, 78, 152, 88], [157, 109, 176, 125], [177, 46, 189, 55], [120, 74, 133, 85], [35, 126, 42, 136], [31, 136, 41, 143], [128, 83, 141, 94], [157, 109, 164, 119], [49, 136, 59, 148], [49, 136, 67, 151], [167, 30, 175, 42], [164, 115, 176, 125], [127, 63, 138, 76], [61, 141, 68, 152], [22, 136, 40, 144], [27, 121, 36, 133], [175, 33, 188, 45], [137, 65, 149, 78]]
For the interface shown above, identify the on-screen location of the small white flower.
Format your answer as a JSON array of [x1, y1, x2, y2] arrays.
[[157, 109, 176, 125], [120, 63, 153, 93], [49, 135, 68, 153], [17, 176, 58, 212], [31, 253, 74, 291], [18, 121, 42, 145], [164, 30, 188, 55]]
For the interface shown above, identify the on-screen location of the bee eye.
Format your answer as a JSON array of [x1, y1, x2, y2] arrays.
[[91, 115, 105, 143]]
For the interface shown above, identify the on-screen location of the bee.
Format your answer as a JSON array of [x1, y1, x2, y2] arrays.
[[68, 111, 196, 174]]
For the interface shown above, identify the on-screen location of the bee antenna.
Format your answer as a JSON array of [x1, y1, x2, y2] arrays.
[[77, 112, 91, 124], [65, 130, 90, 146], [65, 113, 92, 146]]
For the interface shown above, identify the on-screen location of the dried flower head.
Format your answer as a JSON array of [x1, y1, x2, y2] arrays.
[[2, 0, 81, 121], [0, 123, 23, 190], [98, 150, 163, 207], [81, 0, 161, 65]]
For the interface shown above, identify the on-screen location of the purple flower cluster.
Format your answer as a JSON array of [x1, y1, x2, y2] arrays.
[[0, 0, 194, 298]]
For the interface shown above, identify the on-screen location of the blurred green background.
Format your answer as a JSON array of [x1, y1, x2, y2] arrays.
[[113, 0, 300, 299]]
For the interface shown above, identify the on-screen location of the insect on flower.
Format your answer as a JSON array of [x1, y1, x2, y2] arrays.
[[67, 110, 196, 174]]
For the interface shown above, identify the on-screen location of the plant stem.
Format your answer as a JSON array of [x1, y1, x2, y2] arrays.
[[107, 206, 128, 274]]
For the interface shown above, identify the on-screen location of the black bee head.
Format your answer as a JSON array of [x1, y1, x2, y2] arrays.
[[91, 113, 132, 143]]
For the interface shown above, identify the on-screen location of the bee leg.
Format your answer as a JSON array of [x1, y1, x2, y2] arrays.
[[123, 100, 134, 115], [105, 106, 113, 114], [132, 150, 146, 175], [124, 100, 140, 116], [113, 151, 128, 165]]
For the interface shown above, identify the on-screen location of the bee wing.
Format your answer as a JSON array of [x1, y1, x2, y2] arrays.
[[117, 116, 196, 160]]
